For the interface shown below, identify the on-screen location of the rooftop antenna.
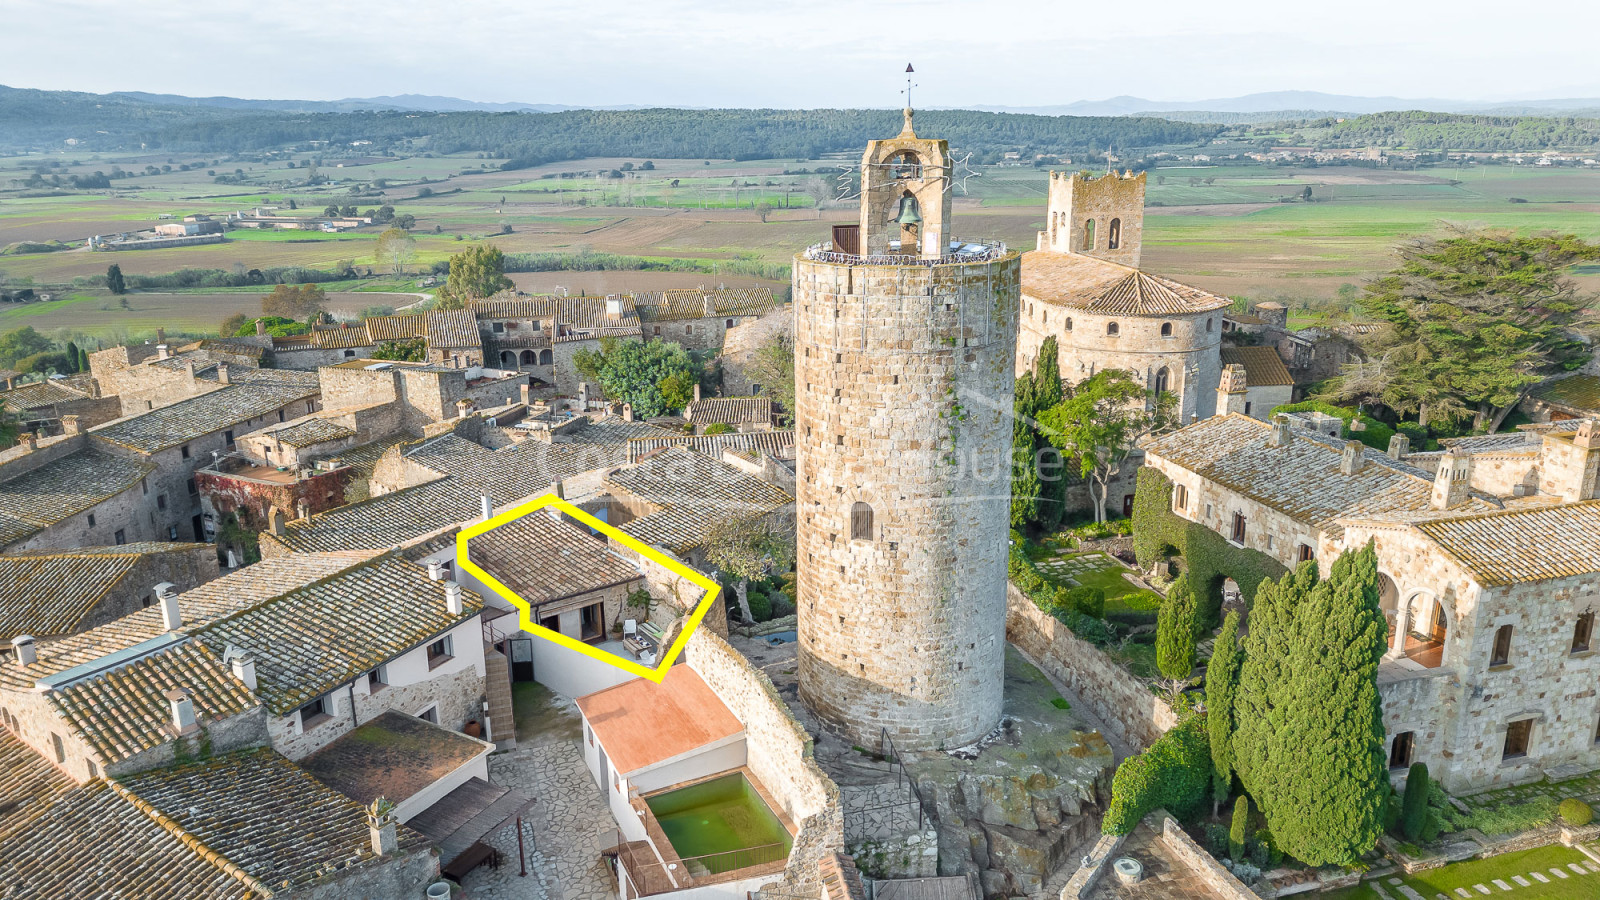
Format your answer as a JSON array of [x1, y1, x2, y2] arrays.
[[901, 63, 917, 111]]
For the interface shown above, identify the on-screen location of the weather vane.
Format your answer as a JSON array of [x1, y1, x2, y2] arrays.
[[902, 63, 916, 110]]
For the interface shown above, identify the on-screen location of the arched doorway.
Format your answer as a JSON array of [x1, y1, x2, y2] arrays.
[[500, 350, 515, 367], [519, 350, 536, 366]]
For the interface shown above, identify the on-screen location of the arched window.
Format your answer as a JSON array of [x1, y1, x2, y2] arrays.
[[1491, 624, 1514, 667], [1065, 317, 1073, 332], [1160, 322, 1173, 337], [1081, 219, 1096, 251], [539, 349, 553, 366], [850, 502, 874, 541], [1108, 218, 1122, 250], [1107, 321, 1119, 336], [1207, 317, 1215, 333], [519, 350, 536, 365], [501, 351, 514, 366], [1154, 367, 1170, 394], [888, 150, 921, 179]]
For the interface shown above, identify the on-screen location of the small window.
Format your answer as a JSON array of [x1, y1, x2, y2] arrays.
[[87, 760, 97, 779], [1491, 624, 1513, 667], [1389, 731, 1415, 769], [685, 325, 694, 335], [306, 402, 314, 413], [181, 445, 190, 459], [114, 529, 126, 545], [1574, 613, 1595, 654], [725, 318, 734, 328], [1160, 322, 1173, 337], [156, 494, 167, 511], [141, 595, 153, 608], [278, 409, 287, 421], [299, 696, 330, 730], [1207, 318, 1214, 333], [428, 635, 454, 668], [850, 502, 874, 541], [342, 349, 356, 358], [51, 733, 65, 763], [1107, 322, 1119, 336], [87, 513, 96, 528], [1297, 544, 1315, 563], [492, 322, 505, 333], [1173, 483, 1188, 513], [1230, 512, 1246, 544], [1244, 401, 1253, 416], [1065, 317, 1073, 332], [1042, 310, 1048, 325], [653, 326, 661, 336], [1081, 218, 1096, 251], [187, 478, 197, 495], [418, 706, 438, 725], [1503, 719, 1532, 760], [141, 480, 148, 496], [1204, 503, 1213, 519], [1108, 217, 1122, 250], [367, 666, 387, 692], [224, 430, 235, 446]]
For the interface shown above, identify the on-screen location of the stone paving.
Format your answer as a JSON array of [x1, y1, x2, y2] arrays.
[[1083, 820, 1215, 900], [1365, 858, 1600, 900], [459, 690, 617, 900], [1460, 769, 1600, 811], [1034, 552, 1123, 589]]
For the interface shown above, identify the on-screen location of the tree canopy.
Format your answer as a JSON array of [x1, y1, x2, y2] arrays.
[[1037, 368, 1174, 522], [572, 338, 702, 418], [433, 244, 513, 311], [260, 283, 327, 321]]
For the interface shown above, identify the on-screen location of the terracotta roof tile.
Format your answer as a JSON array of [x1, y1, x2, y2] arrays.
[[91, 382, 321, 453], [1531, 374, 1600, 414], [0, 728, 72, 840], [257, 418, 357, 448], [626, 429, 795, 464], [634, 288, 776, 322], [1219, 346, 1296, 387], [604, 446, 792, 555], [469, 512, 640, 606], [0, 543, 211, 642], [425, 309, 482, 348], [575, 665, 743, 776], [1022, 251, 1230, 315], [685, 396, 774, 426], [0, 448, 155, 546], [1415, 500, 1600, 587]]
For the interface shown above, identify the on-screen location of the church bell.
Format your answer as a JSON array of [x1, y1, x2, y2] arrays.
[[895, 195, 922, 226]]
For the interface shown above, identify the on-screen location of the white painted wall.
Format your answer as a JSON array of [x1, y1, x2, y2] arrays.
[[534, 638, 635, 699], [395, 739, 494, 823], [629, 737, 747, 794]]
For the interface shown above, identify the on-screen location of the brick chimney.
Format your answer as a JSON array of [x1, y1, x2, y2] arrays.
[[622, 403, 634, 423], [456, 399, 473, 420], [216, 363, 230, 385], [692, 383, 702, 404], [20, 432, 37, 453], [267, 507, 286, 536], [703, 292, 716, 317], [519, 383, 533, 406], [1339, 440, 1367, 476], [11, 635, 36, 668], [1267, 414, 1292, 449], [445, 581, 464, 616], [367, 799, 399, 856], [1216, 364, 1248, 417], [229, 651, 257, 691], [1430, 449, 1473, 509], [61, 415, 80, 435], [1387, 433, 1410, 460], [156, 583, 182, 631], [164, 688, 199, 735]]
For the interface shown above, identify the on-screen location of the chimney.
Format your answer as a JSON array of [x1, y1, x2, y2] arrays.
[[156, 583, 182, 631], [1216, 364, 1248, 417], [692, 383, 702, 404], [605, 296, 624, 319], [1387, 433, 1410, 460], [1339, 440, 1367, 476], [216, 363, 230, 385], [577, 382, 589, 407], [519, 383, 533, 406], [164, 688, 198, 735], [1577, 420, 1600, 450], [156, 344, 170, 361], [295, 501, 310, 521], [703, 292, 715, 317], [21, 432, 37, 453], [480, 495, 493, 520], [156, 327, 167, 345], [427, 560, 444, 581], [267, 507, 286, 536], [61, 415, 80, 435], [622, 403, 634, 423], [256, 319, 267, 337], [444, 581, 464, 615], [1266, 414, 1292, 448], [230, 651, 257, 691], [456, 399, 473, 420], [368, 799, 399, 856], [11, 635, 36, 668], [1430, 449, 1473, 510]]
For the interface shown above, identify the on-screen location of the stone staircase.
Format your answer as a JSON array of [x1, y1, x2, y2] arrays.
[[483, 645, 517, 751]]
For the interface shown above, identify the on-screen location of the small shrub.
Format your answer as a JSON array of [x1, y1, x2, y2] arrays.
[[1229, 795, 1250, 862], [1204, 823, 1230, 857], [1559, 798, 1593, 827], [1401, 762, 1431, 840], [747, 589, 773, 622], [1050, 697, 1071, 710], [1068, 585, 1105, 618], [703, 423, 734, 435]]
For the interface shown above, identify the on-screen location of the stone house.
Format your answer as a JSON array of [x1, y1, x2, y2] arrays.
[[470, 294, 643, 391], [0, 542, 218, 644], [269, 309, 488, 370], [1216, 347, 1294, 419], [0, 430, 160, 553], [634, 287, 778, 352], [89, 373, 323, 542], [1018, 171, 1229, 424], [0, 746, 440, 898], [684, 394, 776, 433], [1522, 373, 1600, 423], [0, 374, 121, 436], [720, 305, 793, 397], [1142, 412, 1600, 792]]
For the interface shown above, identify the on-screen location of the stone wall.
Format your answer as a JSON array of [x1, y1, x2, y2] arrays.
[[1145, 451, 1320, 572], [289, 845, 440, 900], [1040, 171, 1145, 267], [686, 628, 843, 896], [266, 656, 484, 762], [1157, 814, 1257, 900], [793, 251, 1019, 751], [1005, 584, 1176, 749], [722, 308, 794, 396]]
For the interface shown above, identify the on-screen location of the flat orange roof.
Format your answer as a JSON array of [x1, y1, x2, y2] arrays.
[[575, 665, 743, 776]]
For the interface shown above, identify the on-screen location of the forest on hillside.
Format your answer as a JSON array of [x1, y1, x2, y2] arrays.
[[1307, 111, 1600, 151]]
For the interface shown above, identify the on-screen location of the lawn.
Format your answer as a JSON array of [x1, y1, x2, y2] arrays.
[[1314, 846, 1599, 899]]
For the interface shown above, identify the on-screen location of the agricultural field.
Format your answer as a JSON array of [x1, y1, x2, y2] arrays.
[[5, 146, 1600, 340]]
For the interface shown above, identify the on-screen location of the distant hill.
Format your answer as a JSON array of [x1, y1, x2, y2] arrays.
[[977, 91, 1600, 120], [1305, 110, 1600, 151], [106, 90, 648, 114]]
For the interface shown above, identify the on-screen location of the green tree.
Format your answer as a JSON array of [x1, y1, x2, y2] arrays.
[[1230, 795, 1251, 862], [1237, 546, 1388, 867], [1010, 370, 1042, 530], [433, 244, 514, 310], [1207, 610, 1243, 812], [1334, 232, 1598, 431], [105, 263, 126, 295], [63, 341, 80, 373], [1032, 336, 1069, 531], [374, 227, 417, 276], [1038, 368, 1175, 522], [572, 338, 701, 418], [705, 515, 796, 624], [76, 344, 90, 373], [744, 333, 795, 424], [260, 283, 327, 320], [0, 326, 54, 368], [0, 401, 19, 449], [657, 370, 696, 412], [1156, 574, 1198, 698], [371, 339, 427, 362], [1102, 716, 1212, 835], [1401, 762, 1431, 840]]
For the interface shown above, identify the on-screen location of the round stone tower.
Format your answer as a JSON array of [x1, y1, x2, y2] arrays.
[[793, 108, 1020, 751]]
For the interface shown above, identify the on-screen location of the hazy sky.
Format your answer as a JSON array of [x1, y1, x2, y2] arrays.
[[8, 0, 1600, 106]]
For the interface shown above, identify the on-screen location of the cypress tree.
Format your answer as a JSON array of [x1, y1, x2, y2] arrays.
[[1233, 561, 1319, 791], [106, 263, 126, 295], [64, 342, 80, 373], [78, 345, 90, 372], [1207, 610, 1243, 810], [1401, 763, 1431, 840], [1229, 795, 1251, 862], [1265, 543, 1389, 867], [1033, 336, 1068, 531], [1010, 371, 1041, 530], [1156, 574, 1198, 682]]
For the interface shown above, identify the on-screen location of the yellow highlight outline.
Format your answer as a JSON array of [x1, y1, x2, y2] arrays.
[[456, 493, 721, 683]]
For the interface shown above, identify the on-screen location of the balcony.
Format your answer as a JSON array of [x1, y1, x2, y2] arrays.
[[801, 238, 1008, 267]]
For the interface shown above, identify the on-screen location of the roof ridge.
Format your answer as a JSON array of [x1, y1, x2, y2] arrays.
[[105, 778, 272, 897]]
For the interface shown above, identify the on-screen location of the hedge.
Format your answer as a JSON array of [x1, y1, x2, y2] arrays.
[[1102, 715, 1212, 835], [1008, 532, 1113, 645], [1132, 467, 1288, 626], [1268, 400, 1395, 452]]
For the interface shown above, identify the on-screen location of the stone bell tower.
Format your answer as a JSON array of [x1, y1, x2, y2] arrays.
[[859, 108, 953, 258], [792, 104, 1020, 751], [1039, 170, 1145, 268]]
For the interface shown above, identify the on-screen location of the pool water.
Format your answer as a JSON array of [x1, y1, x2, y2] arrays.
[[645, 773, 792, 873]]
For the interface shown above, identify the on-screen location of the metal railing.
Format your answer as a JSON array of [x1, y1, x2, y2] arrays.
[[801, 241, 1008, 267], [842, 728, 939, 835], [618, 830, 788, 897]]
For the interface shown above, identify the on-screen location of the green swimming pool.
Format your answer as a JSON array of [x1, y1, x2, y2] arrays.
[[645, 773, 792, 875]]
